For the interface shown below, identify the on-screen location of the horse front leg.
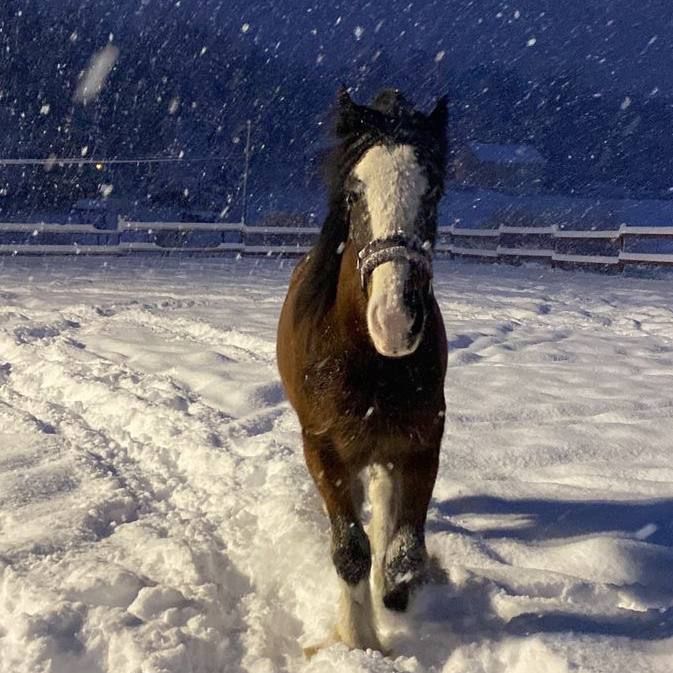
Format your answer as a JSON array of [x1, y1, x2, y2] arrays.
[[302, 431, 383, 652], [383, 447, 439, 613]]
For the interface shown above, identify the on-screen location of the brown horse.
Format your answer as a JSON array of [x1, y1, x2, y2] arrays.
[[277, 88, 449, 652]]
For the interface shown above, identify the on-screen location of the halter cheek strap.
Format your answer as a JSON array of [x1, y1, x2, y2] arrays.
[[355, 233, 433, 289]]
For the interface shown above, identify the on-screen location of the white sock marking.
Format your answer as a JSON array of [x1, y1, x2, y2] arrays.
[[367, 464, 398, 600], [336, 578, 382, 651]]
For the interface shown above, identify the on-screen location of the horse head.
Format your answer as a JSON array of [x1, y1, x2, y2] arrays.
[[334, 88, 449, 357]]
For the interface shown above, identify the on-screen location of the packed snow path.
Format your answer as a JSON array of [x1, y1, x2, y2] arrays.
[[0, 257, 672, 673]]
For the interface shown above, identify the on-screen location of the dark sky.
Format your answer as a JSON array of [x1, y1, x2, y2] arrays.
[[44, 1, 673, 95], [201, 0, 673, 95]]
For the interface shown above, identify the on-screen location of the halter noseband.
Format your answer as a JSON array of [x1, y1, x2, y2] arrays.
[[354, 233, 433, 289]]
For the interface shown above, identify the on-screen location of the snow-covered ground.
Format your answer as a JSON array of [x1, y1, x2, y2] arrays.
[[1, 256, 672, 673]]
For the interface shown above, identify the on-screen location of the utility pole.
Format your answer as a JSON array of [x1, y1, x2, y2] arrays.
[[241, 120, 252, 226]]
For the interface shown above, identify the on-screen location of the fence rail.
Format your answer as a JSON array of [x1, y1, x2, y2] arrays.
[[0, 219, 672, 269], [445, 222, 673, 268]]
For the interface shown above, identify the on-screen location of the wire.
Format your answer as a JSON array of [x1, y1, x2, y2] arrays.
[[0, 156, 231, 166]]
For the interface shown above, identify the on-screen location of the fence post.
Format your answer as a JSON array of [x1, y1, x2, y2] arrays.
[[241, 120, 252, 227]]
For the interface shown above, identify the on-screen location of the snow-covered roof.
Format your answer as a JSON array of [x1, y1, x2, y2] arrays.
[[74, 198, 127, 211], [468, 142, 546, 166], [438, 187, 673, 231]]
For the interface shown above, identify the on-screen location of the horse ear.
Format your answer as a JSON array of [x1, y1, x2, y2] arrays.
[[335, 86, 365, 137], [337, 85, 354, 109], [427, 95, 449, 135]]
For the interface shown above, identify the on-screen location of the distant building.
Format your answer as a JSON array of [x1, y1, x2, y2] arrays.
[[455, 142, 547, 194]]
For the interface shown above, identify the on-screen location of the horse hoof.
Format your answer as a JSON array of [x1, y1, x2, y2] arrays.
[[336, 629, 387, 654], [383, 583, 410, 612], [310, 640, 390, 657], [303, 638, 335, 658], [304, 625, 387, 655], [303, 643, 322, 659]]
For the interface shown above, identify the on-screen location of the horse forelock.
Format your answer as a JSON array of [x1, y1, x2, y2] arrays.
[[326, 126, 444, 203]]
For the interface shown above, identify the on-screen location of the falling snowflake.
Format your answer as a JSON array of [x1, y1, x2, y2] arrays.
[[74, 44, 119, 104], [635, 524, 658, 540]]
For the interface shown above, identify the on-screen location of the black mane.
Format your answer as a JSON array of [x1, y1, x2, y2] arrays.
[[295, 89, 449, 324]]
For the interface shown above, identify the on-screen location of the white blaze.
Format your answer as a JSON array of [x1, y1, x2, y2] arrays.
[[353, 145, 428, 357]]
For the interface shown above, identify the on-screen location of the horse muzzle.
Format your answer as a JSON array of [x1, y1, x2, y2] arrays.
[[366, 259, 428, 358], [356, 233, 432, 357]]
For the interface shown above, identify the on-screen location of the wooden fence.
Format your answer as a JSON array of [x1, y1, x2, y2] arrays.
[[0, 219, 672, 270], [0, 220, 319, 257], [440, 223, 673, 269]]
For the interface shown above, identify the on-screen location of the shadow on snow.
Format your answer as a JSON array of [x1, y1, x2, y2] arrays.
[[397, 494, 673, 661]]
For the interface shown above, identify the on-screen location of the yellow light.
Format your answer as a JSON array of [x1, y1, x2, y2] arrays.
[[95, 163, 104, 171]]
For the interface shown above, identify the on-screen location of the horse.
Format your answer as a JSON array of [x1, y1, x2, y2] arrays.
[[277, 87, 449, 652]]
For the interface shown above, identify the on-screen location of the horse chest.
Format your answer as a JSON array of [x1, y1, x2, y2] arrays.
[[302, 349, 443, 454]]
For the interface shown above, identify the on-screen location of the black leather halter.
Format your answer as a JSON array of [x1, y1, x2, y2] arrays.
[[355, 232, 433, 289]]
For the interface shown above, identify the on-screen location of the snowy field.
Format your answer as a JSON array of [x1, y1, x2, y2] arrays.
[[1, 255, 672, 673]]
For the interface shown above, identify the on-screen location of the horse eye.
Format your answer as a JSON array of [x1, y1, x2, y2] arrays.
[[346, 190, 361, 206]]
